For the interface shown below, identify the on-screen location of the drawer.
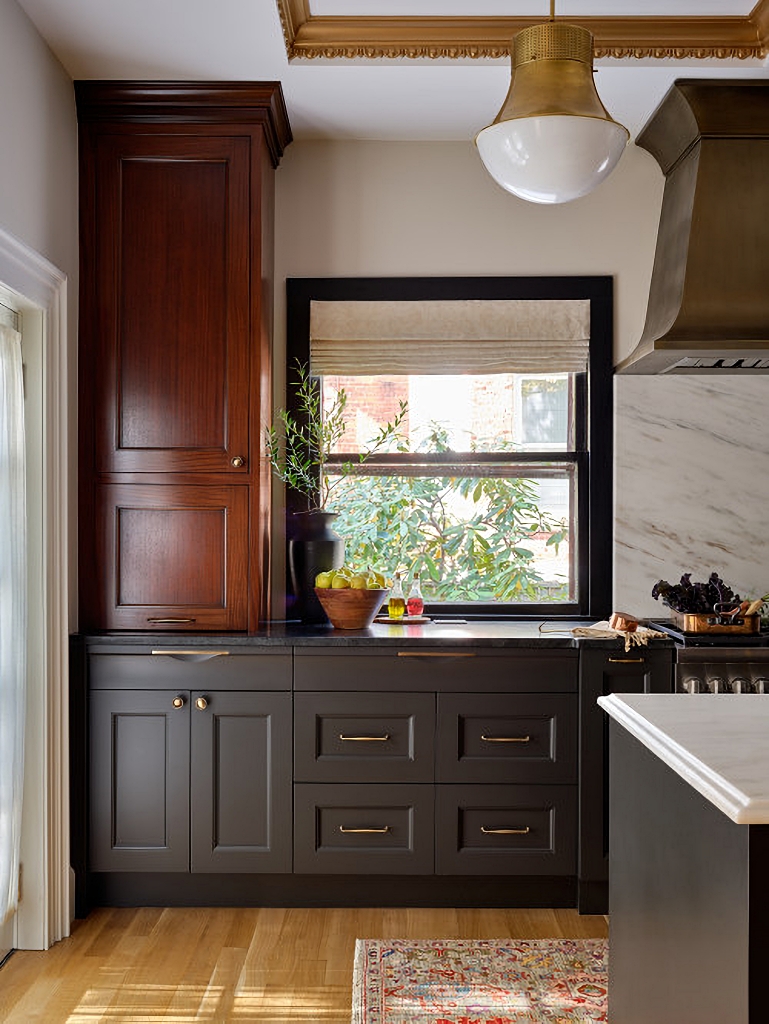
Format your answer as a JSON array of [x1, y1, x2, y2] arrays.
[[435, 784, 577, 876], [294, 784, 434, 874], [294, 692, 435, 783], [293, 649, 578, 693], [89, 650, 292, 690], [436, 693, 577, 784]]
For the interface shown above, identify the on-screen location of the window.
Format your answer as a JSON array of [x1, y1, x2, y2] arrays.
[[286, 278, 613, 619]]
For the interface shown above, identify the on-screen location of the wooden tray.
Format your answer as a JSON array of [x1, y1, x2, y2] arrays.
[[374, 615, 431, 624]]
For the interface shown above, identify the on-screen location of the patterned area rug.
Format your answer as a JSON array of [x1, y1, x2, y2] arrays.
[[351, 938, 608, 1024]]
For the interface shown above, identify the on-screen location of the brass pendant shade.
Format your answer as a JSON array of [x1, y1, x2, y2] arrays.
[[475, 19, 629, 205]]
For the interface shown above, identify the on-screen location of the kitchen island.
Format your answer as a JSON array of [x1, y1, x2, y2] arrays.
[[599, 693, 769, 1024]]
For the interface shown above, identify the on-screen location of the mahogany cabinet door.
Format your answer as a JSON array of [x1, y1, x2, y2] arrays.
[[89, 483, 249, 631], [86, 133, 252, 475]]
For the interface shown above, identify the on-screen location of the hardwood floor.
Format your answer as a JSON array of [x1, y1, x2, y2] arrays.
[[0, 906, 608, 1022]]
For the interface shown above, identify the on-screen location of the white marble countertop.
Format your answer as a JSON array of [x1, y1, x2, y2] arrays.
[[598, 693, 769, 825]]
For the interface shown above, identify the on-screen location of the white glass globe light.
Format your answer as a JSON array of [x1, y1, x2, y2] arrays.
[[475, 21, 629, 204]]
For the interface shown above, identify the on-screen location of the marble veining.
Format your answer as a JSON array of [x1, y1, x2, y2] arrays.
[[614, 375, 769, 617], [599, 692, 769, 824]]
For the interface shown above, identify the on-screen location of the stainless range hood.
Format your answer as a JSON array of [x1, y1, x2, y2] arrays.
[[617, 80, 769, 375]]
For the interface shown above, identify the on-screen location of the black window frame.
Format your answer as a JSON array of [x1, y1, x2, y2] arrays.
[[286, 276, 613, 621]]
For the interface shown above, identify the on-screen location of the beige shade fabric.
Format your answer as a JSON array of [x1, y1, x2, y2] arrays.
[[310, 299, 590, 375]]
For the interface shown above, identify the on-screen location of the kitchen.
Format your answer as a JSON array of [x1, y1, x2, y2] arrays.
[[1, 1, 769, 1021]]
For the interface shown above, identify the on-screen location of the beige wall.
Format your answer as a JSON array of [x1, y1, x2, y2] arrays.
[[274, 139, 664, 368], [273, 139, 665, 612], [0, 0, 78, 623]]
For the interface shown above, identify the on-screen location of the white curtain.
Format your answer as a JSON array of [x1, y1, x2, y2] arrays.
[[0, 324, 26, 924]]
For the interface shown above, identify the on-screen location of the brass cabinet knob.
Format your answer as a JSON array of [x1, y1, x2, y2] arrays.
[[231, 456, 245, 468], [172, 696, 185, 709], [195, 696, 208, 711]]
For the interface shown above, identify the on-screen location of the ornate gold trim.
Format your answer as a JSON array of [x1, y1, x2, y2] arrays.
[[275, 7, 768, 61]]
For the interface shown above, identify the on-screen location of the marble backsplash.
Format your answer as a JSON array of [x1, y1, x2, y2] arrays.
[[613, 375, 769, 618]]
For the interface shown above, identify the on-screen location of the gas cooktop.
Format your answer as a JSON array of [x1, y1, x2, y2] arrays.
[[646, 619, 769, 647]]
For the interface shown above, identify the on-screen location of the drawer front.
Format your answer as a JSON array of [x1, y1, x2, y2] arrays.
[[89, 650, 292, 691], [294, 784, 434, 874], [435, 784, 577, 876], [293, 649, 578, 693], [436, 693, 577, 784], [294, 692, 435, 783]]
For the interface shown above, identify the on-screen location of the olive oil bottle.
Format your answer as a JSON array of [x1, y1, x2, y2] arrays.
[[388, 572, 406, 620]]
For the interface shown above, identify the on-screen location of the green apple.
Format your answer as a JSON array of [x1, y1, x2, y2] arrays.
[[331, 575, 351, 589], [350, 574, 368, 589], [315, 571, 333, 588]]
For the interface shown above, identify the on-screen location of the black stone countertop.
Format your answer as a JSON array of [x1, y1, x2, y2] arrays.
[[79, 619, 674, 651]]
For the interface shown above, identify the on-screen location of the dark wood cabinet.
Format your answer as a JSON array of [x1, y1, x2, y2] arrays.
[[578, 646, 674, 913], [76, 82, 292, 631]]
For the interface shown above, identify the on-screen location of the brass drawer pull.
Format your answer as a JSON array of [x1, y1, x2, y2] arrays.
[[481, 826, 531, 835], [481, 734, 531, 744], [339, 825, 390, 834], [172, 696, 185, 709], [147, 618, 196, 624], [339, 734, 390, 742], [151, 650, 230, 657], [608, 657, 645, 664], [397, 652, 476, 657], [195, 696, 209, 711]]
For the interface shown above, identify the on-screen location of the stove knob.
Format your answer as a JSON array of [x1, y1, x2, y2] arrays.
[[680, 676, 703, 694], [755, 678, 769, 694], [731, 676, 753, 694], [707, 676, 729, 694]]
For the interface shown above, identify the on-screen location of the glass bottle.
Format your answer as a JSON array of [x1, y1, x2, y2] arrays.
[[388, 572, 406, 620], [407, 573, 424, 617]]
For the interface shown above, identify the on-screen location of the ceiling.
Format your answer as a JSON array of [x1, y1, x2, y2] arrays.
[[13, 0, 769, 143]]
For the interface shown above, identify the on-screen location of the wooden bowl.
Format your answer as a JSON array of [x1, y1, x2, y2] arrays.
[[314, 586, 390, 629]]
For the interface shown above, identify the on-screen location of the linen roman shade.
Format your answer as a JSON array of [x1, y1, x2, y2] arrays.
[[310, 299, 590, 375]]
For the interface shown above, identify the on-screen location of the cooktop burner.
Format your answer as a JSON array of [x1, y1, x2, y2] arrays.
[[646, 619, 769, 647]]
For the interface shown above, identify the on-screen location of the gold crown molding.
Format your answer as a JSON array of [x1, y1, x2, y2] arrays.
[[276, 7, 768, 62]]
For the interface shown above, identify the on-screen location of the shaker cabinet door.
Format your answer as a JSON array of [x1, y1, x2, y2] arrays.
[[89, 690, 190, 872], [190, 691, 292, 873], [89, 483, 249, 631], [88, 133, 251, 475]]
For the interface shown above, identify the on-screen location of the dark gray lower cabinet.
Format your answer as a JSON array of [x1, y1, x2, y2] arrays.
[[90, 690, 190, 872], [90, 689, 291, 873], [435, 784, 577, 875], [578, 646, 673, 912], [294, 783, 434, 874]]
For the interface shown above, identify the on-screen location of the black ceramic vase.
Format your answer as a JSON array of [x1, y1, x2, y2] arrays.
[[288, 511, 345, 624]]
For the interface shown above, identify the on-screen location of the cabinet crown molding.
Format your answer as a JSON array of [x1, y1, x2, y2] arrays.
[[74, 80, 293, 167]]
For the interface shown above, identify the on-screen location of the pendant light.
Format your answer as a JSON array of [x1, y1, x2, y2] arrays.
[[475, 1, 629, 204]]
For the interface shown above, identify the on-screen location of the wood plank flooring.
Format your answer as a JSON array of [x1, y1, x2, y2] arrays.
[[0, 906, 608, 1023]]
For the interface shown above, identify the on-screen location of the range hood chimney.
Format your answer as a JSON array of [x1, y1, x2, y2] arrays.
[[617, 80, 769, 375]]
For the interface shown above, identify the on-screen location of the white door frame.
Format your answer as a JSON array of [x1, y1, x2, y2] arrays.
[[0, 225, 70, 950]]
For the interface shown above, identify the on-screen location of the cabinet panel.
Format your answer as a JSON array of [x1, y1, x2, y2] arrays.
[[436, 693, 577, 784], [294, 783, 434, 874], [436, 784, 577, 876], [92, 483, 248, 630], [294, 692, 435, 783], [92, 134, 250, 475], [90, 689, 190, 872], [190, 692, 292, 872], [89, 650, 292, 690], [294, 650, 578, 693], [578, 646, 674, 912]]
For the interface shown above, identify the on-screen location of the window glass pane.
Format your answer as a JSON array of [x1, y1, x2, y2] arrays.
[[325, 469, 574, 605], [322, 373, 572, 454]]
